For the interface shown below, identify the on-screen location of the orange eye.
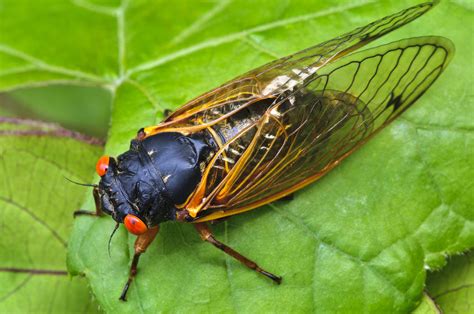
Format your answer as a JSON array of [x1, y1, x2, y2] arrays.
[[124, 214, 148, 235], [96, 155, 110, 176]]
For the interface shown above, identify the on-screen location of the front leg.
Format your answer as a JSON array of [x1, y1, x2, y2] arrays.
[[194, 223, 282, 284], [119, 226, 160, 301], [73, 186, 104, 217]]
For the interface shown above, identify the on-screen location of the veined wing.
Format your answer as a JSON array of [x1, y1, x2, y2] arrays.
[[190, 36, 453, 221]]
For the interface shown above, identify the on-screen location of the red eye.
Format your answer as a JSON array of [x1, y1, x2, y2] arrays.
[[96, 155, 110, 176], [124, 214, 148, 235]]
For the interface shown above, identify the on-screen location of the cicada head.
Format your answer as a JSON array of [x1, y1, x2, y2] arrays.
[[95, 146, 177, 235]]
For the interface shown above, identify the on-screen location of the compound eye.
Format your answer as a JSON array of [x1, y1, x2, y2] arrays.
[[96, 155, 110, 176], [124, 214, 148, 235]]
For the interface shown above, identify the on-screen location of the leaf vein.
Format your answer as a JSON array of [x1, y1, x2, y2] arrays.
[[408, 121, 474, 224], [0, 80, 111, 94], [241, 37, 280, 59], [269, 203, 407, 297], [70, 0, 118, 16], [126, 79, 164, 111], [127, 0, 375, 75], [0, 196, 67, 247], [116, 0, 130, 78], [0, 45, 108, 83], [0, 65, 37, 78], [171, 0, 233, 45], [0, 275, 32, 303]]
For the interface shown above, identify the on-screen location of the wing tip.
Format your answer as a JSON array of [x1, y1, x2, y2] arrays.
[[423, 36, 456, 69]]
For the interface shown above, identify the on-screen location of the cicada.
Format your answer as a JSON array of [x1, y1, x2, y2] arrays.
[[74, 1, 453, 301]]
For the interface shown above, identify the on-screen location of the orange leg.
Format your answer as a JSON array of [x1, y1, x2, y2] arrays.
[[119, 226, 160, 301], [194, 223, 282, 284]]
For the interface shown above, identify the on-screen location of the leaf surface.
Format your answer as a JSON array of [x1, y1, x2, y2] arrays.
[[0, 118, 102, 313], [0, 0, 472, 312]]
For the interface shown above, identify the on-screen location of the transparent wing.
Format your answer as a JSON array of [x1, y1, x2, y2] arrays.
[[144, 1, 437, 136], [191, 36, 453, 221]]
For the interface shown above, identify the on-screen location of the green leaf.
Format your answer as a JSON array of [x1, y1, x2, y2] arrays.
[[1, 0, 472, 312], [0, 118, 102, 313], [6, 85, 111, 138], [411, 293, 441, 314], [425, 250, 474, 313]]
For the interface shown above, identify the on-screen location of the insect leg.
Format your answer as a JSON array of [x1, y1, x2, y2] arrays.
[[119, 226, 159, 301], [73, 186, 104, 217], [194, 223, 282, 284]]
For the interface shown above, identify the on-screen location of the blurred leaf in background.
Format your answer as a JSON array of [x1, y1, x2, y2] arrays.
[[0, 85, 111, 138], [0, 0, 473, 313], [0, 118, 102, 313]]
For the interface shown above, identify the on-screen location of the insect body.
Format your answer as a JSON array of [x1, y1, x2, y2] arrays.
[[75, 1, 453, 301]]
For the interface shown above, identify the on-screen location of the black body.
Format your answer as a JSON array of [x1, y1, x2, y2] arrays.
[[98, 131, 215, 227]]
